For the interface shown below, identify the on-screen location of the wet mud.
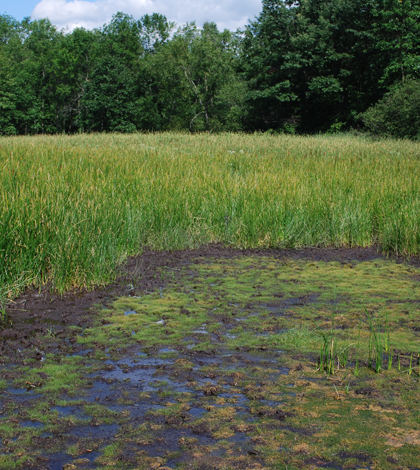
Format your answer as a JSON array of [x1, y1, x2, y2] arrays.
[[1, 245, 420, 469]]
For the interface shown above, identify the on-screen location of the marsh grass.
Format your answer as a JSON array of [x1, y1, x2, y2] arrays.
[[366, 309, 384, 373], [317, 287, 352, 374], [317, 326, 352, 374], [318, 306, 419, 376], [2, 132, 420, 297]]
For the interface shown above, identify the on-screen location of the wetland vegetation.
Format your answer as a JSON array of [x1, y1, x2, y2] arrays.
[[2, 0, 420, 467], [1, 133, 420, 468], [1, 247, 420, 469], [2, 132, 420, 301]]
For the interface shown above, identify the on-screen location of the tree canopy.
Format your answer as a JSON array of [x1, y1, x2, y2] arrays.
[[1, 0, 420, 136]]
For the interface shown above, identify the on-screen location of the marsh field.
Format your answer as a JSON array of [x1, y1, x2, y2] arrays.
[[1, 133, 420, 470]]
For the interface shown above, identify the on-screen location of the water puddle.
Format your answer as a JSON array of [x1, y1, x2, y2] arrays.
[[124, 310, 138, 315], [158, 348, 177, 354], [189, 407, 206, 418], [70, 423, 119, 439], [51, 405, 87, 419], [224, 333, 237, 339], [45, 450, 101, 470], [69, 348, 92, 357], [2, 254, 416, 469], [5, 388, 41, 404], [100, 357, 196, 393], [261, 294, 320, 316], [192, 324, 209, 335], [81, 380, 114, 402], [228, 432, 249, 444], [20, 419, 44, 428], [39, 453, 74, 470]]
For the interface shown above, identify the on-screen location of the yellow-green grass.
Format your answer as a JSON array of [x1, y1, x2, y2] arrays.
[[1, 132, 420, 299], [78, 256, 420, 362]]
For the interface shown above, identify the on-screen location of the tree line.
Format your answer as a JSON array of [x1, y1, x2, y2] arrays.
[[1, 0, 420, 137]]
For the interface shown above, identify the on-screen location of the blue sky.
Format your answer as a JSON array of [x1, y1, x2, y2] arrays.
[[1, 0, 38, 21], [1, 0, 262, 31], [1, 0, 94, 21]]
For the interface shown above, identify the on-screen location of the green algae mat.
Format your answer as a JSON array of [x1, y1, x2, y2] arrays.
[[1, 247, 420, 470]]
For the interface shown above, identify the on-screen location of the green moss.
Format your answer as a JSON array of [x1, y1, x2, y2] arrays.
[[3, 254, 420, 468]]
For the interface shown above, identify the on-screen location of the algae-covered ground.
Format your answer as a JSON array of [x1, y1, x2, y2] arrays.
[[1, 247, 420, 470]]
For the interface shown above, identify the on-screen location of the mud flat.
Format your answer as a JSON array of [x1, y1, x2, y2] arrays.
[[1, 246, 420, 469]]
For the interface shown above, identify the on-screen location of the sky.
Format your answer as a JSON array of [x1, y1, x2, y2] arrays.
[[1, 0, 263, 31]]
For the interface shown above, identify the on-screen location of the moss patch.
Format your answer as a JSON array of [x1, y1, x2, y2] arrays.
[[1, 253, 420, 468]]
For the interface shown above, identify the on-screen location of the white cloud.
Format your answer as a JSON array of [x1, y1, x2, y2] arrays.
[[31, 0, 262, 32]]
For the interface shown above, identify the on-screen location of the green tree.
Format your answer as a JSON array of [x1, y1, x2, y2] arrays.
[[361, 79, 420, 138], [371, 0, 420, 86], [18, 18, 63, 133], [0, 47, 17, 135], [241, 0, 420, 133], [51, 27, 97, 132], [81, 12, 174, 132], [183, 22, 247, 132], [135, 21, 246, 132], [80, 13, 142, 132], [241, 0, 299, 131]]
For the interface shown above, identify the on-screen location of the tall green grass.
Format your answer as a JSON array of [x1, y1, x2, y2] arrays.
[[1, 132, 420, 298]]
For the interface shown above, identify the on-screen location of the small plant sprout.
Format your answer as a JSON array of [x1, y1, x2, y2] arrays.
[[317, 318, 336, 374], [386, 310, 392, 370], [345, 377, 351, 395], [365, 308, 384, 373]]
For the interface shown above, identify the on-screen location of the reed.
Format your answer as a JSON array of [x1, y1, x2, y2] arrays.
[[366, 309, 384, 373], [1, 132, 420, 297]]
